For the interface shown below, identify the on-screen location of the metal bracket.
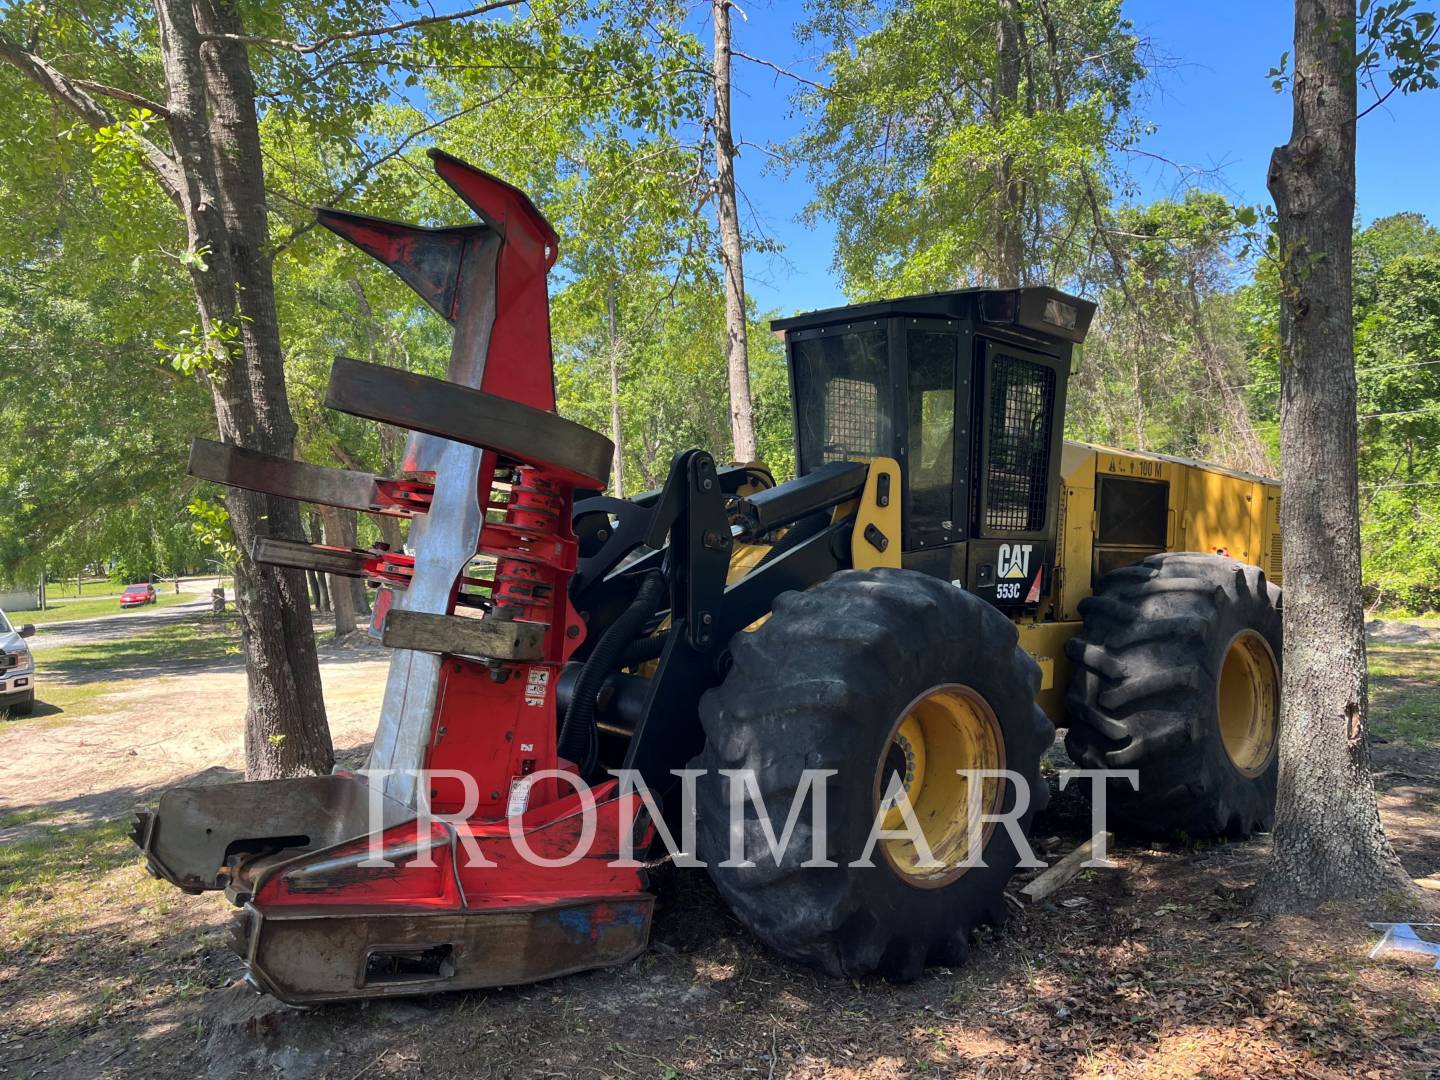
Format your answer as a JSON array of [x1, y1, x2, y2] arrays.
[[677, 452, 731, 651]]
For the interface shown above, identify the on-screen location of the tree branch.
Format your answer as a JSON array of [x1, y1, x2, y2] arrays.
[[0, 35, 183, 204], [0, 34, 115, 129], [200, 0, 526, 55], [1357, 16, 1439, 120], [268, 92, 508, 256], [71, 78, 171, 118], [731, 49, 831, 94]]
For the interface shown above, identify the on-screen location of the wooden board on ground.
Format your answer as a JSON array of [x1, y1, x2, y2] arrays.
[[1021, 832, 1115, 903]]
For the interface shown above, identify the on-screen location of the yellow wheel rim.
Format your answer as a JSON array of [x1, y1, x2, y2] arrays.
[[1218, 630, 1279, 777], [874, 685, 1005, 888]]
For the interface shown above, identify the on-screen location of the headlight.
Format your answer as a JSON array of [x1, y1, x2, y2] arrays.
[[11, 651, 33, 675]]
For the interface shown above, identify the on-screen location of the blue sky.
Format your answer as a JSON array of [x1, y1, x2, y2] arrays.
[[722, 0, 1440, 316]]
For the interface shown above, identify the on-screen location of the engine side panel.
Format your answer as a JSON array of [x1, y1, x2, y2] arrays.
[[1024, 441, 1282, 726]]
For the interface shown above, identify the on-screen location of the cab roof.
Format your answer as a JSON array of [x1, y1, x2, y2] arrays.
[[770, 286, 1096, 345]]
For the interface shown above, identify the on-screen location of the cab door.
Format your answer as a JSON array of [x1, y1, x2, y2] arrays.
[[965, 338, 1069, 609], [898, 320, 970, 552]]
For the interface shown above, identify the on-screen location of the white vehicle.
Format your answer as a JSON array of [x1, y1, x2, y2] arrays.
[[0, 608, 36, 716]]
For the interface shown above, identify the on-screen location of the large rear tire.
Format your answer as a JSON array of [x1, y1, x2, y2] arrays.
[[1064, 552, 1282, 839], [691, 568, 1052, 982]]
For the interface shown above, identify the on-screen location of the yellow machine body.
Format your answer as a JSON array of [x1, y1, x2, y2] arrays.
[[1017, 441, 1282, 722]]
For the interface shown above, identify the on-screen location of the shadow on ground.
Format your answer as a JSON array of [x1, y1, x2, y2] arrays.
[[3, 776, 1438, 1079]]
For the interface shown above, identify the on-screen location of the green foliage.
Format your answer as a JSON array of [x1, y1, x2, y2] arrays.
[[1269, 2, 1440, 101], [793, 0, 1144, 296], [1358, 1, 1440, 100], [1235, 213, 1440, 610], [554, 281, 793, 490], [1355, 238, 1440, 609], [186, 497, 240, 570], [155, 321, 239, 376], [0, 258, 214, 587], [0, 0, 723, 574], [1068, 191, 1272, 471]]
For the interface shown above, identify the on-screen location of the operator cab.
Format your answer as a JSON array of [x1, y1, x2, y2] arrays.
[[771, 287, 1094, 611]]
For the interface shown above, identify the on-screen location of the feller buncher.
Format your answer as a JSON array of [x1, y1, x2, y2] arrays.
[[132, 150, 1283, 1001]]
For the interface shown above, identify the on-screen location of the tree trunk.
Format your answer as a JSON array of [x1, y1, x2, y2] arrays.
[[137, 0, 334, 779], [605, 285, 625, 497], [374, 427, 407, 552], [350, 276, 408, 552], [1260, 0, 1413, 908], [993, 0, 1024, 288], [319, 505, 357, 639], [711, 0, 758, 463], [306, 513, 332, 612]]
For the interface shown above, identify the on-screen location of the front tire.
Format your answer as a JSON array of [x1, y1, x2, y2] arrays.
[[7, 692, 34, 717], [1064, 553, 1282, 839], [692, 568, 1052, 982]]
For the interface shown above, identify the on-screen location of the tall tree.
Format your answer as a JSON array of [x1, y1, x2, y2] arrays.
[[794, 0, 1144, 297], [994, 0, 1024, 287], [1261, 0, 1437, 906], [711, 0, 758, 461], [0, 0, 337, 778], [1, 0, 692, 777]]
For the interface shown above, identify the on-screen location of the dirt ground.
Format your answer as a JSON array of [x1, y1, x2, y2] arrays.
[[1, 604, 387, 830], [1, 610, 1438, 1079]]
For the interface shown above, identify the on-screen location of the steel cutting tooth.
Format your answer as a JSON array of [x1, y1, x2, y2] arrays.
[[129, 810, 150, 849], [228, 911, 250, 959]]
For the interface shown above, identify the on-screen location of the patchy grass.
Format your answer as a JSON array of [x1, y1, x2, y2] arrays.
[[52, 578, 130, 599], [0, 817, 229, 1073], [40, 616, 241, 679], [0, 616, 241, 732], [0, 680, 122, 731], [0, 806, 52, 830], [1369, 641, 1440, 751], [0, 819, 138, 914], [21, 589, 194, 627], [1372, 609, 1440, 625]]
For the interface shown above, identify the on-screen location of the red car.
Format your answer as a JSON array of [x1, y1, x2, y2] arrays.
[[120, 583, 158, 608]]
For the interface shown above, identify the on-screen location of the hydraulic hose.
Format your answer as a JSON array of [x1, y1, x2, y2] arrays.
[[557, 570, 666, 776]]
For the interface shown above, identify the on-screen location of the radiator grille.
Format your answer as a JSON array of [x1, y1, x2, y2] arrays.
[[1269, 532, 1283, 581], [984, 355, 1055, 531]]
